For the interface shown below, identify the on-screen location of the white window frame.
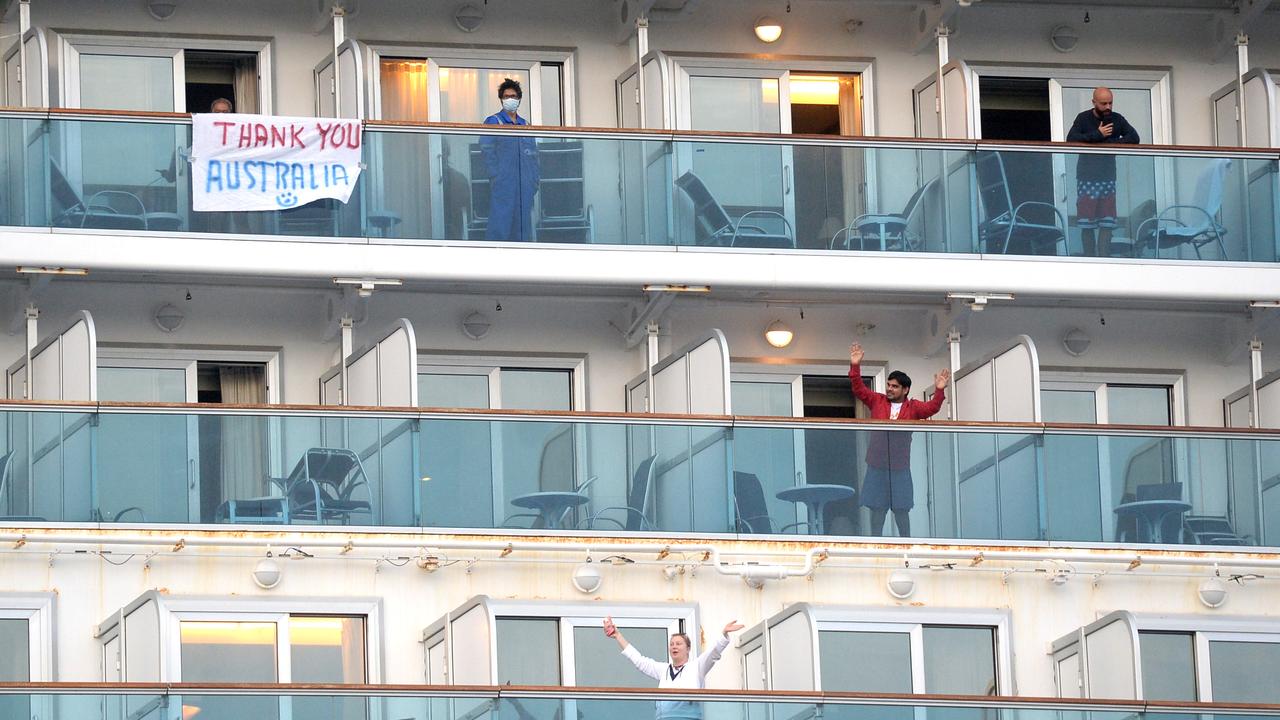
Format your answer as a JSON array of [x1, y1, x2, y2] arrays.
[[483, 599, 696, 684], [365, 43, 577, 125], [54, 31, 273, 113], [1041, 370, 1186, 426], [98, 345, 282, 404], [812, 607, 1013, 695], [665, 53, 876, 137], [162, 597, 383, 683], [418, 352, 586, 410], [1132, 615, 1280, 702], [0, 593, 56, 681]]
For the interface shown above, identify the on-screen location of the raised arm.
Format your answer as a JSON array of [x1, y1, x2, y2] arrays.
[[606, 616, 664, 680], [848, 343, 879, 406], [916, 368, 951, 419], [698, 620, 745, 676]]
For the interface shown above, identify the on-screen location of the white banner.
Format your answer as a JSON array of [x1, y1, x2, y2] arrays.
[[191, 113, 363, 212]]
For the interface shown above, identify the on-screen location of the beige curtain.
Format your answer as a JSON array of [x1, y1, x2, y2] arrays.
[[837, 75, 866, 219], [379, 59, 428, 121], [219, 366, 266, 502], [233, 57, 258, 114], [376, 60, 434, 235]]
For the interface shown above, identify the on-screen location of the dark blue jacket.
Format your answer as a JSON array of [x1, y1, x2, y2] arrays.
[[1067, 109, 1140, 182]]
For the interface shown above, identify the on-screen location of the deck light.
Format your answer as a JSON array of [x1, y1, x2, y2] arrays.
[[886, 570, 916, 599], [461, 311, 491, 340], [572, 560, 603, 593], [764, 320, 794, 348], [754, 17, 782, 43], [1198, 577, 1228, 608], [252, 557, 282, 589], [16, 266, 87, 275]]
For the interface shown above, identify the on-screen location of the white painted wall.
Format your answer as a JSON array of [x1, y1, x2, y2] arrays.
[[0, 538, 1275, 694], [0, 280, 1271, 426], [2, 0, 1277, 141]]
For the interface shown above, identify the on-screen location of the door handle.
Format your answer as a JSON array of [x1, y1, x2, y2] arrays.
[[784, 165, 792, 195], [1059, 171, 1067, 203]]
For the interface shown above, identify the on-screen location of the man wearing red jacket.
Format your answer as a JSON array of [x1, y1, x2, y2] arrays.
[[849, 343, 951, 537]]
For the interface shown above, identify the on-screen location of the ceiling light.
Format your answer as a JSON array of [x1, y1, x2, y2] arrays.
[[154, 303, 185, 333], [252, 557, 282, 589], [455, 3, 485, 32], [146, 0, 180, 21], [1198, 577, 1228, 608], [1050, 25, 1080, 53], [1061, 327, 1091, 356], [461, 311, 491, 341], [16, 266, 87, 275], [642, 284, 711, 293], [754, 16, 782, 43], [572, 561, 603, 594], [333, 277, 403, 298], [886, 570, 916, 599], [764, 320, 794, 348], [946, 292, 1014, 312]]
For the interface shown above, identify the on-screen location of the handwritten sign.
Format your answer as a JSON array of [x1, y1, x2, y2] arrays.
[[191, 113, 363, 212]]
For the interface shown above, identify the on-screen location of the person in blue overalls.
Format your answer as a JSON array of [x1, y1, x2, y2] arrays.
[[481, 78, 539, 241]]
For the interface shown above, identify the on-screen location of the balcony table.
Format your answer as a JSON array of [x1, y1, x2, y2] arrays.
[[776, 484, 855, 535], [510, 491, 591, 530]]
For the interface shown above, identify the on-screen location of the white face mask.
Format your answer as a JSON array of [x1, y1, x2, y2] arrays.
[[502, 97, 520, 113]]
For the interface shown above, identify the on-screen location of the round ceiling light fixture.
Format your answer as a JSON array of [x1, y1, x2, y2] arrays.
[[754, 16, 783, 43]]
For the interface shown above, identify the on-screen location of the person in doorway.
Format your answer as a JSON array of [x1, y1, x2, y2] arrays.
[[1066, 87, 1140, 257], [604, 616, 744, 720], [210, 97, 234, 113], [848, 342, 950, 537], [481, 78, 540, 242]]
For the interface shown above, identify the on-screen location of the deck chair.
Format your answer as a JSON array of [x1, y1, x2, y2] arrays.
[[284, 448, 373, 525], [581, 454, 659, 531], [974, 151, 1068, 255], [49, 158, 182, 232], [674, 171, 794, 249], [1183, 515, 1247, 546], [733, 471, 773, 534], [1136, 158, 1231, 260], [835, 178, 939, 251]]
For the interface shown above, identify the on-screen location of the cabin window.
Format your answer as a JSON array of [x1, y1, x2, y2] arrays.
[[1139, 630, 1280, 703]]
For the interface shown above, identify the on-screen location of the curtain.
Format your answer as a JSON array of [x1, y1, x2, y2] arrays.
[[837, 75, 866, 219], [233, 57, 258, 114], [379, 59, 428, 121], [219, 365, 266, 503], [376, 60, 434, 236]]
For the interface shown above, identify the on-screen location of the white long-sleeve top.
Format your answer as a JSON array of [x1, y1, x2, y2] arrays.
[[621, 634, 731, 719]]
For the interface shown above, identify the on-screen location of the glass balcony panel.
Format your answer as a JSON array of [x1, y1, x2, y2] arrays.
[[1, 112, 1271, 265], [3, 406, 1280, 549]]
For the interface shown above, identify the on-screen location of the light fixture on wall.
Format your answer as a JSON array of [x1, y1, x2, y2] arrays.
[[252, 556, 283, 589], [1198, 576, 1228, 608], [1061, 327, 1091, 356], [1050, 25, 1080, 53], [754, 16, 783, 43], [572, 560, 603, 593], [146, 0, 180, 20], [154, 303, 185, 333], [886, 570, 916, 599], [461, 311, 491, 340], [455, 3, 485, 32], [764, 320, 794, 348]]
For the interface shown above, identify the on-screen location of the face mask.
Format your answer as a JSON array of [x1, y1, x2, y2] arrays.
[[502, 97, 520, 113]]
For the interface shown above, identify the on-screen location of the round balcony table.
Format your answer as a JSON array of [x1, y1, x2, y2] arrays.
[[775, 484, 855, 535], [510, 491, 590, 530], [1113, 499, 1192, 544]]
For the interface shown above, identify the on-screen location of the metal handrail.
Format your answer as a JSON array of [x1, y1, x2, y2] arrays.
[[0, 398, 1277, 440]]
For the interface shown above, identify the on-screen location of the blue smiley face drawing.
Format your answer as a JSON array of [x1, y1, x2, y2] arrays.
[[276, 191, 300, 208]]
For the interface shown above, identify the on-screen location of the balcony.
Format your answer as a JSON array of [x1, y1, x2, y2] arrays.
[[1, 402, 1277, 550], [0, 685, 1278, 720], [0, 110, 1276, 266]]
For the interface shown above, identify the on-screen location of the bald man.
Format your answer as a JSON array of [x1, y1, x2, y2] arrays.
[[1067, 87, 1140, 257]]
